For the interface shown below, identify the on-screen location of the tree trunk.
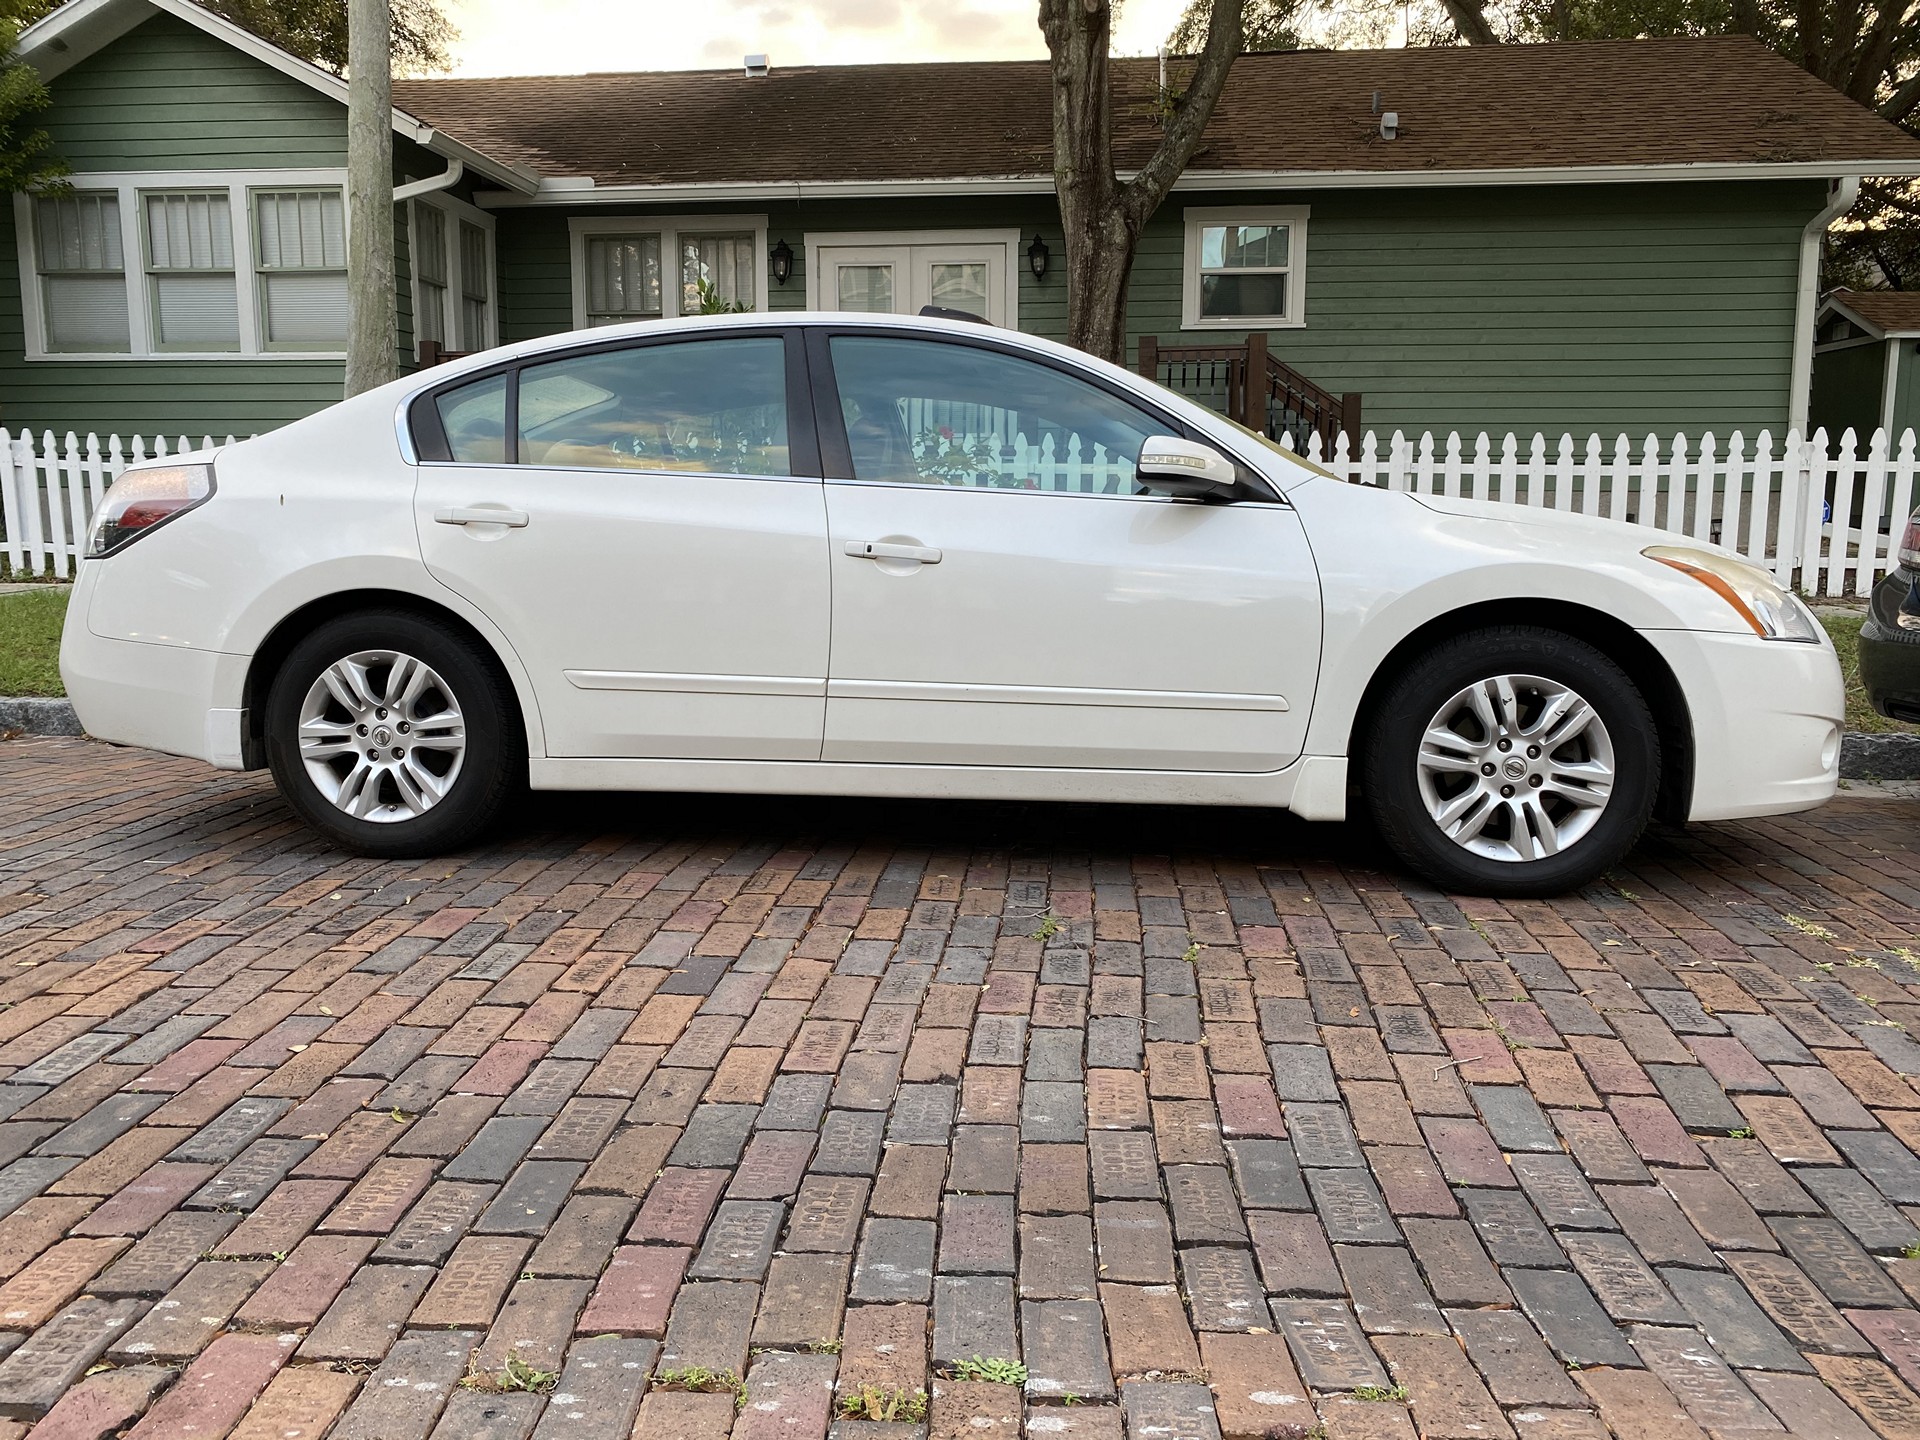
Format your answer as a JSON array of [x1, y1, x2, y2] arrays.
[[346, 0, 396, 396], [1040, 0, 1243, 366], [1439, 0, 1501, 44]]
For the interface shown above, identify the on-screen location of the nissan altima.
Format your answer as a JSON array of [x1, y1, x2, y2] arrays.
[[60, 312, 1843, 895]]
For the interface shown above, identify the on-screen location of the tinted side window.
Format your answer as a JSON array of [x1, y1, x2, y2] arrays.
[[517, 336, 789, 476], [828, 336, 1163, 493], [434, 372, 508, 463]]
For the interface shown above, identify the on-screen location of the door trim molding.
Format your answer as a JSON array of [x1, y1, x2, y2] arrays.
[[565, 671, 826, 697], [804, 229, 1022, 326], [827, 678, 1288, 711]]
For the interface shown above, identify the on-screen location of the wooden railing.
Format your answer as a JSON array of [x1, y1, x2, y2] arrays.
[[1138, 334, 1360, 453], [416, 341, 475, 369]]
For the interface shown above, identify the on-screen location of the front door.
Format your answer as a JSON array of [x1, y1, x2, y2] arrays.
[[815, 330, 1323, 772], [413, 330, 831, 760], [812, 236, 1014, 325]]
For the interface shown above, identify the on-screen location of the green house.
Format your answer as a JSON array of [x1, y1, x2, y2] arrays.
[[8, 0, 1920, 444], [1813, 289, 1920, 448]]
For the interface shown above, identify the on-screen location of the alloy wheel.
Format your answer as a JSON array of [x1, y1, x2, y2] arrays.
[[1414, 672, 1615, 863], [297, 649, 467, 822]]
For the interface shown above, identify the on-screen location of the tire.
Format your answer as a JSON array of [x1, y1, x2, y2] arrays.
[[265, 610, 521, 857], [1361, 625, 1660, 897]]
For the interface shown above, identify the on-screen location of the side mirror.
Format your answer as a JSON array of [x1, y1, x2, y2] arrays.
[[1135, 435, 1238, 500]]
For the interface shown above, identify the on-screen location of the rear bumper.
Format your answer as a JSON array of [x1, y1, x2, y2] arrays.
[[60, 575, 246, 767], [1644, 628, 1842, 822]]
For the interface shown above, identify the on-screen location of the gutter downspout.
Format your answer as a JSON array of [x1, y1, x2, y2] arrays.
[[1790, 175, 1860, 437], [393, 158, 464, 204]]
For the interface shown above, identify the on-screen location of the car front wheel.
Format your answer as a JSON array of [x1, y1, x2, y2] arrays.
[[265, 611, 520, 856], [1362, 625, 1660, 896]]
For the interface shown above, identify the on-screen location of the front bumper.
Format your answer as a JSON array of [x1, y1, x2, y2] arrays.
[[60, 570, 248, 768], [1860, 566, 1920, 723], [1644, 627, 1842, 822]]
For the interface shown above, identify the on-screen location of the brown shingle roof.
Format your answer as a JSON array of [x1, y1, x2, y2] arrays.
[[1831, 288, 1920, 335], [394, 36, 1920, 189]]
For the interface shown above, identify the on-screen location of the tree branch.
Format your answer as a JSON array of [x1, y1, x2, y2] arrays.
[[1121, 0, 1245, 228], [1440, 0, 1502, 45]]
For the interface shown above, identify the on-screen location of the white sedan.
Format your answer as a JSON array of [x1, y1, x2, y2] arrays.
[[61, 313, 1842, 895]]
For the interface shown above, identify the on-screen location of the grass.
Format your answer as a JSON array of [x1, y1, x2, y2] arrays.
[[1821, 612, 1919, 736], [0, 588, 69, 698]]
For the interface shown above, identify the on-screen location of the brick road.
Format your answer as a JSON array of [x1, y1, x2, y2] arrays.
[[2, 738, 1920, 1439]]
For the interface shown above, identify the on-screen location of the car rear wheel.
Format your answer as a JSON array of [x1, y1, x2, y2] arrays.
[[266, 611, 520, 856], [1362, 625, 1660, 896]]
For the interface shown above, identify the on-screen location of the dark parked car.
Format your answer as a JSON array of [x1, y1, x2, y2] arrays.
[[1861, 511, 1920, 722]]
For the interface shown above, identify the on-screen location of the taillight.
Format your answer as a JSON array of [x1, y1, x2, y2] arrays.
[[85, 463, 214, 558], [1901, 509, 1920, 572]]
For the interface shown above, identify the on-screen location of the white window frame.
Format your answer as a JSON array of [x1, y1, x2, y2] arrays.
[[802, 229, 1022, 327], [1181, 205, 1309, 330], [409, 190, 497, 354], [13, 168, 350, 361], [567, 214, 769, 331], [252, 186, 350, 354]]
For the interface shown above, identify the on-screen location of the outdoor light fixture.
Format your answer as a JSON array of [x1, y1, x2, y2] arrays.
[[770, 239, 794, 285], [1027, 233, 1050, 280]]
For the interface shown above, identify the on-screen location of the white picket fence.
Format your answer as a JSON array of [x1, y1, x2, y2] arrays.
[[5, 424, 1917, 595], [1285, 427, 1920, 599]]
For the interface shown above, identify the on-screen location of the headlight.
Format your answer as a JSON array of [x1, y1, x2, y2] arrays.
[[1899, 508, 1920, 571], [85, 463, 214, 558], [1644, 545, 1821, 642]]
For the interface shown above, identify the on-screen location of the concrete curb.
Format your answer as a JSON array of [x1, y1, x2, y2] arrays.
[[1842, 732, 1920, 781], [0, 698, 81, 736], [2, 695, 1916, 783]]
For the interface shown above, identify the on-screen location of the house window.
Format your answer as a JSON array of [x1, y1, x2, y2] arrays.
[[254, 189, 348, 348], [33, 192, 130, 354], [409, 196, 495, 356], [459, 221, 491, 343], [14, 170, 352, 360], [583, 235, 662, 324], [1181, 206, 1308, 329], [568, 216, 768, 329], [144, 191, 240, 351], [680, 233, 754, 313]]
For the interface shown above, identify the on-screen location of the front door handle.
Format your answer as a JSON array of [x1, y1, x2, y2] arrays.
[[844, 540, 941, 564], [435, 506, 530, 528]]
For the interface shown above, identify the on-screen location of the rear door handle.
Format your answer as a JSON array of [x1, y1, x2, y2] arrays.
[[844, 540, 941, 564], [435, 506, 530, 528]]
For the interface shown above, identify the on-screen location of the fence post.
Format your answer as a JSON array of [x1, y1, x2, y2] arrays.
[[1340, 394, 1362, 448], [0, 432, 20, 578], [1244, 332, 1267, 436], [1137, 335, 1158, 382], [1857, 427, 1891, 593]]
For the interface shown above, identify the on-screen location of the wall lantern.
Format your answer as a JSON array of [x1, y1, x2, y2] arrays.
[[770, 238, 794, 286], [1027, 233, 1050, 281]]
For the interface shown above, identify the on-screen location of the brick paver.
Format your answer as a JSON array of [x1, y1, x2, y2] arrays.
[[2, 737, 1920, 1436]]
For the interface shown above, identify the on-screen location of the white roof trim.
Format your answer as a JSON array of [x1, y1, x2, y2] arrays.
[[477, 158, 1902, 208], [18, 0, 541, 193]]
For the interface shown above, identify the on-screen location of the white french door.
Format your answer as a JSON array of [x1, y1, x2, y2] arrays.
[[809, 233, 1017, 327]]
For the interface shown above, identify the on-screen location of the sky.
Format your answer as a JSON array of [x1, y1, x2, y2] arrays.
[[442, 0, 1195, 76]]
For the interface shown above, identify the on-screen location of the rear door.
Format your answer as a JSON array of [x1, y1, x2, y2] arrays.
[[412, 329, 831, 760]]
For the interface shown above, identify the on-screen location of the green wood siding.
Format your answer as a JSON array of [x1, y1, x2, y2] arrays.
[[498, 182, 1819, 442], [1130, 181, 1817, 441], [1812, 341, 1886, 441], [39, 12, 347, 170]]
